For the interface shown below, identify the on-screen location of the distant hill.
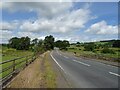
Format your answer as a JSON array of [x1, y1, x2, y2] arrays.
[[100, 39, 119, 42]]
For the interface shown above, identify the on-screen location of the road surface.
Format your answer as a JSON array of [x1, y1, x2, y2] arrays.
[[50, 49, 119, 88]]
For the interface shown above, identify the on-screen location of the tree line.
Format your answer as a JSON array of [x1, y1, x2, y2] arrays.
[[5, 35, 120, 55], [8, 35, 70, 53]]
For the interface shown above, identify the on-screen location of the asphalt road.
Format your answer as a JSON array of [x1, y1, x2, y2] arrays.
[[50, 49, 119, 88]]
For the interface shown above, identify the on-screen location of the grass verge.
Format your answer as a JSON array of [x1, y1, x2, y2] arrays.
[[43, 52, 56, 88]]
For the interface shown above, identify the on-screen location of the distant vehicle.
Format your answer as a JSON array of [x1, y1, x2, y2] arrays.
[[54, 47, 59, 50]]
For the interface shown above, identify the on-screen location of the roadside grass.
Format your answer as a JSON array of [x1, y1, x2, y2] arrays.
[[67, 45, 120, 62], [44, 52, 56, 88]]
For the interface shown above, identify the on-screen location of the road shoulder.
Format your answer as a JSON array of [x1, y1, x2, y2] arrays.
[[48, 51, 71, 88]]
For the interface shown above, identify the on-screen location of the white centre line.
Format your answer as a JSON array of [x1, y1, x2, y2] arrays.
[[73, 60, 90, 67], [64, 56, 69, 59], [109, 72, 120, 77], [56, 50, 62, 56]]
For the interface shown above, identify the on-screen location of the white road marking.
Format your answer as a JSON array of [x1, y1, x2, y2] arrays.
[[50, 52, 66, 74], [57, 50, 62, 56], [73, 60, 90, 67], [64, 56, 69, 59], [109, 72, 120, 77]]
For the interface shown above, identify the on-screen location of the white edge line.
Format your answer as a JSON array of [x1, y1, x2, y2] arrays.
[[73, 60, 90, 67], [50, 52, 67, 74], [109, 72, 120, 77]]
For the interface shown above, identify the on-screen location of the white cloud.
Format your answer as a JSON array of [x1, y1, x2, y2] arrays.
[[0, 21, 19, 30], [18, 32, 39, 39], [2, 2, 93, 34], [1, 30, 13, 39], [2, 2, 72, 18], [85, 20, 118, 35], [20, 7, 92, 34], [0, 30, 15, 43], [1, 2, 103, 43]]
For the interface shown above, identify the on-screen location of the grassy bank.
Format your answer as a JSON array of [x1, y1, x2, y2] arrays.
[[43, 52, 56, 88]]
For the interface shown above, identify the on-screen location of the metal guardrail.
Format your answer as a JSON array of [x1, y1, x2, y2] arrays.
[[0, 54, 36, 88]]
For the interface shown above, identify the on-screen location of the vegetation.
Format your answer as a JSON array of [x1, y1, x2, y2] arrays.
[[55, 40, 70, 50], [67, 40, 120, 62], [1, 35, 56, 80], [84, 43, 95, 51], [9, 36, 30, 50], [44, 52, 56, 88], [101, 48, 115, 54], [44, 35, 55, 50], [112, 40, 120, 48], [2, 46, 33, 61], [1, 46, 34, 78]]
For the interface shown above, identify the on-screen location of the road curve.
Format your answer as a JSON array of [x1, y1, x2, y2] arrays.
[[50, 49, 119, 88]]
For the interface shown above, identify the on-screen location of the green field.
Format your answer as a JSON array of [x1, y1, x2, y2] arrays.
[[1, 46, 34, 79], [67, 45, 120, 62], [2, 46, 33, 61]]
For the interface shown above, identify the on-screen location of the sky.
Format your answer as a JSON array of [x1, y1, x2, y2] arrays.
[[0, 1, 118, 43]]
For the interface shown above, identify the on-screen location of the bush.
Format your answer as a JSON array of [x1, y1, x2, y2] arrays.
[[84, 43, 95, 51], [101, 48, 115, 54], [92, 49, 97, 53], [76, 45, 80, 47]]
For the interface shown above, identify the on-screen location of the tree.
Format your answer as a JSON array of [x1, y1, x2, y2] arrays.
[[76, 42, 80, 44], [9, 36, 30, 50], [9, 37, 19, 49], [34, 39, 45, 54], [62, 40, 70, 49], [55, 40, 63, 48], [31, 38, 38, 46], [112, 40, 120, 48], [38, 39, 43, 47], [76, 42, 80, 47], [44, 35, 55, 50], [55, 40, 70, 50]]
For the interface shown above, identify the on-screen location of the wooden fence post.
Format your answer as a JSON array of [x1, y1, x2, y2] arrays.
[[13, 60, 15, 72], [26, 56, 28, 66]]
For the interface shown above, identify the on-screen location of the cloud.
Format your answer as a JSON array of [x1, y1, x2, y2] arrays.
[[85, 20, 118, 35], [2, 2, 93, 34], [2, 2, 72, 18], [20, 7, 92, 34], [17, 31, 46, 40], [1, 30, 13, 39], [0, 21, 19, 30], [3, 2, 108, 43]]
